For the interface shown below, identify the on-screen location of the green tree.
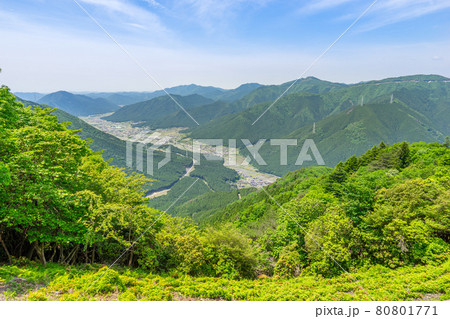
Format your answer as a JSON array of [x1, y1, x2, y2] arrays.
[[343, 155, 360, 173], [443, 136, 450, 148], [324, 162, 347, 192], [396, 142, 411, 169], [274, 243, 303, 278], [306, 209, 361, 276], [379, 141, 387, 149], [201, 225, 257, 279], [0, 162, 10, 186], [364, 178, 449, 266]]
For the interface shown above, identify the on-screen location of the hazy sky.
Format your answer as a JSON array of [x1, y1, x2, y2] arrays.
[[1, 0, 450, 92]]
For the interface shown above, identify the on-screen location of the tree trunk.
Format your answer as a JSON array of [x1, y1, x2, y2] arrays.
[[0, 233, 12, 264], [128, 247, 134, 267], [33, 242, 46, 265], [18, 237, 26, 257], [84, 248, 88, 264], [91, 246, 95, 264], [65, 245, 79, 264], [58, 245, 64, 263], [50, 245, 57, 263]]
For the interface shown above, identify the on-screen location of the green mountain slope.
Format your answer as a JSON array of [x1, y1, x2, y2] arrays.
[[103, 77, 346, 130], [169, 188, 257, 223], [253, 101, 445, 175], [187, 75, 449, 176], [38, 91, 120, 116], [160, 80, 345, 129], [2, 86, 450, 289], [86, 83, 262, 106], [389, 86, 450, 134], [203, 166, 332, 226], [191, 75, 449, 141], [323, 74, 450, 116], [190, 92, 337, 142], [216, 83, 263, 102], [154, 84, 225, 100], [13, 92, 45, 102], [20, 97, 241, 197], [103, 94, 213, 127], [148, 157, 240, 211], [234, 76, 347, 110], [153, 100, 230, 128], [107, 77, 345, 130], [18, 98, 192, 192], [200, 140, 450, 276]]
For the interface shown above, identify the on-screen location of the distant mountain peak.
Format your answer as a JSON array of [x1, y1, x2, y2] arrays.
[[38, 91, 120, 116]]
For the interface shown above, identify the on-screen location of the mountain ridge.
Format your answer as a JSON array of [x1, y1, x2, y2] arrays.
[[38, 91, 120, 116]]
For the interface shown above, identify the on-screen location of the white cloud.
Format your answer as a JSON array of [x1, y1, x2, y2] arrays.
[[2, 25, 448, 92], [142, 0, 165, 9], [168, 0, 272, 29], [78, 0, 167, 32], [300, 0, 356, 13], [364, 0, 450, 30], [1, 1, 449, 92], [127, 22, 148, 29], [300, 0, 450, 31]]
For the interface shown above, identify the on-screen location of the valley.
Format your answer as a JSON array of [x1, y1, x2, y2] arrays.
[[3, 0, 450, 306], [80, 113, 279, 192], [2, 75, 449, 303]]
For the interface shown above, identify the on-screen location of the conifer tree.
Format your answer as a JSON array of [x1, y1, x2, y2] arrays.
[[343, 155, 359, 173], [396, 141, 411, 169]]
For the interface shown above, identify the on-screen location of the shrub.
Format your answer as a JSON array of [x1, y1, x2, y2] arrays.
[[274, 244, 303, 278]]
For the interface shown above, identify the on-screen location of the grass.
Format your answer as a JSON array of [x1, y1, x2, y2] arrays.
[[1, 259, 449, 301]]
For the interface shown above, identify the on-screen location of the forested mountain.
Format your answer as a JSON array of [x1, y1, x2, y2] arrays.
[[191, 75, 449, 140], [188, 75, 450, 175], [191, 92, 336, 140], [86, 83, 262, 106], [1, 87, 449, 301], [214, 83, 263, 102], [0, 88, 240, 269], [104, 77, 346, 128], [253, 100, 445, 175], [103, 94, 214, 126], [239, 76, 346, 105], [13, 92, 45, 102], [17, 97, 241, 196], [168, 188, 257, 223], [17, 98, 192, 193], [86, 91, 163, 106], [38, 91, 120, 116], [195, 140, 450, 277]]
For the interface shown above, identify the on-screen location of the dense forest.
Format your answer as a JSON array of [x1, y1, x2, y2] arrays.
[[0, 87, 449, 300], [101, 75, 450, 177]]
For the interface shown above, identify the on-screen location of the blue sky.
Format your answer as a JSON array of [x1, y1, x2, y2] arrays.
[[1, 0, 449, 92]]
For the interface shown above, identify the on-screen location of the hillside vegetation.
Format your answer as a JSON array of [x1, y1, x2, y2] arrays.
[[102, 74, 450, 177], [1, 261, 448, 300], [0, 88, 247, 277], [189, 76, 449, 175], [85, 83, 263, 106], [104, 94, 213, 127], [17, 98, 193, 193], [1, 85, 449, 301], [38, 91, 120, 116], [206, 140, 450, 278]]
